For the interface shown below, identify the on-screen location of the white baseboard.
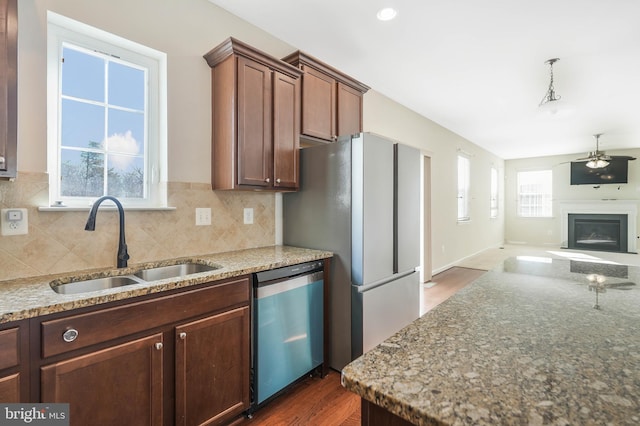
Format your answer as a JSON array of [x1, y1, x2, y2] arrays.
[[431, 243, 503, 275]]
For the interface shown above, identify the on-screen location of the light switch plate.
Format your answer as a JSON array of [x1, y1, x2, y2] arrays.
[[243, 208, 254, 224], [1, 208, 28, 236], [195, 208, 211, 226]]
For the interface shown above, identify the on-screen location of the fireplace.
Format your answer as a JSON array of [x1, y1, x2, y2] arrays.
[[560, 200, 638, 254], [568, 214, 628, 253]]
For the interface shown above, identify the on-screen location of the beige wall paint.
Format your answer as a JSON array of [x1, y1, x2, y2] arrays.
[[1, 0, 505, 281], [363, 91, 505, 273], [505, 149, 640, 246]]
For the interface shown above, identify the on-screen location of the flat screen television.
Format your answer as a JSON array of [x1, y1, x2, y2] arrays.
[[570, 158, 629, 185]]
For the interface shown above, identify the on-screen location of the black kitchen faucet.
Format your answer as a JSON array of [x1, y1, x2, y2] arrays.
[[85, 196, 130, 268]]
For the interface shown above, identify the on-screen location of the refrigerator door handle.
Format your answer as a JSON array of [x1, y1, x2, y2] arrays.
[[356, 269, 417, 293]]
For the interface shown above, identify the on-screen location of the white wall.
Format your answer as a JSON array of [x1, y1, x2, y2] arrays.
[[505, 149, 640, 246]]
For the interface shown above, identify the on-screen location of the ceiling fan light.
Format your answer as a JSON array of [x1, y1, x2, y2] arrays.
[[586, 159, 609, 169]]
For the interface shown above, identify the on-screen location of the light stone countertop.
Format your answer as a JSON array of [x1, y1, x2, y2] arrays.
[[0, 245, 332, 324], [341, 256, 640, 425]]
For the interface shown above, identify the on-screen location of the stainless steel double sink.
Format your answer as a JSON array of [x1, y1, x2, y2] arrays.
[[50, 262, 221, 295]]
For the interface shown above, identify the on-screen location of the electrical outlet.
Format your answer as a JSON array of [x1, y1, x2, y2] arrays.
[[195, 208, 211, 226], [1, 208, 28, 236], [243, 208, 254, 225]]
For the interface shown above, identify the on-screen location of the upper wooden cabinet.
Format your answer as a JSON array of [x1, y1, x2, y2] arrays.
[[282, 51, 369, 143], [0, 0, 17, 179], [204, 38, 302, 191]]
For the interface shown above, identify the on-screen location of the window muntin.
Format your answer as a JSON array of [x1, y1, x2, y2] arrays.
[[47, 12, 167, 208], [457, 155, 470, 221], [517, 169, 553, 217]]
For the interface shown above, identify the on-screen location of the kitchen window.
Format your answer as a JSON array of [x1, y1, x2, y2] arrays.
[[47, 12, 167, 208], [490, 167, 498, 218], [517, 169, 552, 217], [457, 155, 470, 222]]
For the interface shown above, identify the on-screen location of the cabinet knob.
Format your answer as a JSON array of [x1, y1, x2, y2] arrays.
[[179, 332, 187, 340], [155, 342, 163, 350], [62, 328, 79, 343], [265, 178, 270, 183], [332, 135, 338, 141], [275, 178, 281, 184]]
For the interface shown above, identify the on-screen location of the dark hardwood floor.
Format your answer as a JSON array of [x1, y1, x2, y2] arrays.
[[239, 370, 360, 425], [239, 266, 485, 425]]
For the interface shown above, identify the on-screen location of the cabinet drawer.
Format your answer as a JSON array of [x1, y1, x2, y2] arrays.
[[41, 277, 250, 358], [0, 327, 19, 370]]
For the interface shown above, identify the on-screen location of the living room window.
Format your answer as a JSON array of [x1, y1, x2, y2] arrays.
[[457, 155, 470, 222], [517, 169, 552, 217], [490, 167, 498, 219], [47, 12, 167, 208]]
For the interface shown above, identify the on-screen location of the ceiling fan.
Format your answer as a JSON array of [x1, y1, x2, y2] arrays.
[[575, 134, 635, 169]]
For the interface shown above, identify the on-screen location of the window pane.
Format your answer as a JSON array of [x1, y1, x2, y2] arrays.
[[109, 62, 145, 110], [107, 108, 144, 156], [62, 46, 104, 102], [107, 154, 144, 198], [61, 99, 105, 149], [517, 170, 552, 217], [60, 148, 104, 197], [457, 156, 470, 221], [490, 167, 498, 218]]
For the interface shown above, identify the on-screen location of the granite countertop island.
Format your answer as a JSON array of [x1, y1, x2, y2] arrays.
[[0, 245, 332, 324], [342, 256, 640, 425]]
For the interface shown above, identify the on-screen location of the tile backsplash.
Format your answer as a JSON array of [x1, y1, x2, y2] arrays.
[[0, 172, 275, 281]]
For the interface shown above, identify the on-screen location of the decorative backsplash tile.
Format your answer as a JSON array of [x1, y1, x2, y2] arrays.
[[0, 172, 275, 281]]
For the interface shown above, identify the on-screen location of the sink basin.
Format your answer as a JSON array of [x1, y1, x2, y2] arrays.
[[50, 262, 220, 295], [51, 275, 144, 295], [133, 262, 219, 281]]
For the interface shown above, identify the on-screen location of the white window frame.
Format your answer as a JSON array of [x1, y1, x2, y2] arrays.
[[457, 154, 471, 222], [47, 12, 167, 208], [490, 167, 499, 219], [517, 169, 553, 218]]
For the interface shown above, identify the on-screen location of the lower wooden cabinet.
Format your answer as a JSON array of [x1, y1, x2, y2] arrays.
[[41, 333, 164, 425], [34, 276, 250, 426], [0, 321, 28, 402], [175, 306, 250, 426]]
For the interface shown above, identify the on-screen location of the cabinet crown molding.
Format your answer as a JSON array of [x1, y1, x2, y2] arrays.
[[203, 37, 302, 79], [282, 50, 370, 94]]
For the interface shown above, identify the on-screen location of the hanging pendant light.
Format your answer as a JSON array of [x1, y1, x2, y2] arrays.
[[539, 58, 563, 114]]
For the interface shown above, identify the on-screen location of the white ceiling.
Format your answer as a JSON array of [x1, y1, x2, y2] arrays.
[[208, 0, 640, 160]]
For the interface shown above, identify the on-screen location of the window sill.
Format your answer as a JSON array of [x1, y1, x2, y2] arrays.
[[38, 206, 177, 212]]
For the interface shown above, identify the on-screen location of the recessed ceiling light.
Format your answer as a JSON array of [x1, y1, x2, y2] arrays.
[[376, 7, 397, 21]]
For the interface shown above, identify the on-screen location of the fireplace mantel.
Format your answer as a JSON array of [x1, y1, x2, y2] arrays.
[[559, 200, 638, 253]]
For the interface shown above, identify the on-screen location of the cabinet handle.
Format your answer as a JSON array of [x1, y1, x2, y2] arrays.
[[179, 332, 187, 340], [275, 178, 281, 184], [265, 178, 270, 183], [62, 328, 79, 343], [155, 342, 163, 350]]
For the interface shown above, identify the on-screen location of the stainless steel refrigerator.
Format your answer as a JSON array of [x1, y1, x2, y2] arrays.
[[283, 132, 421, 370]]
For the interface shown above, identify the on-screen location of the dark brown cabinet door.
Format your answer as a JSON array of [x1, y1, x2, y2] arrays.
[[41, 333, 163, 426], [0, 374, 20, 402], [237, 56, 273, 188], [300, 65, 336, 141], [175, 306, 250, 426], [273, 71, 300, 190], [0, 0, 17, 179], [337, 82, 364, 137]]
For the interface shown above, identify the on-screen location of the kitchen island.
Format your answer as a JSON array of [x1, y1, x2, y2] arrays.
[[341, 256, 640, 425]]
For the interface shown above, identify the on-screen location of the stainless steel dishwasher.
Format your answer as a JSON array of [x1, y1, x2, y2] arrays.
[[252, 260, 324, 407]]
